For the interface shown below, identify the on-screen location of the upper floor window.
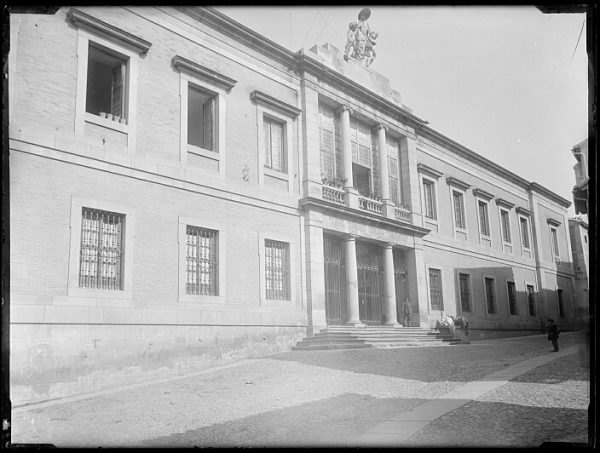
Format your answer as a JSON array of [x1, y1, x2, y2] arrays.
[[185, 226, 218, 296], [485, 277, 496, 314], [519, 216, 531, 249], [86, 42, 129, 122], [79, 207, 124, 290], [452, 190, 466, 229], [264, 116, 286, 172], [478, 200, 490, 236], [500, 209, 511, 243], [550, 227, 560, 257], [387, 138, 402, 205], [265, 239, 290, 300], [350, 119, 372, 167], [319, 104, 336, 179], [423, 179, 437, 220], [188, 83, 217, 152]]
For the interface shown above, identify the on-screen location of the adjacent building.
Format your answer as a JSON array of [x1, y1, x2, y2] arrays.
[[9, 6, 577, 404]]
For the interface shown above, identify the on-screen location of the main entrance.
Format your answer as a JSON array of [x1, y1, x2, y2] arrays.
[[324, 235, 347, 325], [356, 241, 385, 325]]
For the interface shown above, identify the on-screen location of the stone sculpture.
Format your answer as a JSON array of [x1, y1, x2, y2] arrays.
[[343, 7, 378, 67]]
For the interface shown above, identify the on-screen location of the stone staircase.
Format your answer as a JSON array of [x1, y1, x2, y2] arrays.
[[292, 325, 463, 350]]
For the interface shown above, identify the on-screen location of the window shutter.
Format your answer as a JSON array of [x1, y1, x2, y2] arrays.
[[111, 63, 123, 117], [203, 98, 214, 151], [264, 121, 272, 168]]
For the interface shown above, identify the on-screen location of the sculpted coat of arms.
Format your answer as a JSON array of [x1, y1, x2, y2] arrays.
[[343, 7, 378, 67]]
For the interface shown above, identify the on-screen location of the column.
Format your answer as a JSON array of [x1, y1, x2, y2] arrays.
[[338, 105, 359, 209], [345, 234, 364, 326], [383, 244, 400, 326]]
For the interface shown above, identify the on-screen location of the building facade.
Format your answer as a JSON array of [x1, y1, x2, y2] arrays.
[[9, 7, 577, 404]]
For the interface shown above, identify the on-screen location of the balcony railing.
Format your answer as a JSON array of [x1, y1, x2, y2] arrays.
[[322, 184, 345, 205], [358, 195, 383, 214], [394, 204, 412, 223]]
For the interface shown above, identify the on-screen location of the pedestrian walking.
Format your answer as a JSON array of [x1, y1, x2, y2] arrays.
[[401, 298, 412, 327], [546, 318, 560, 351]]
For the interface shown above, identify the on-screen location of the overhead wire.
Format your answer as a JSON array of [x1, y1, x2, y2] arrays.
[[569, 18, 585, 64], [301, 9, 320, 49]]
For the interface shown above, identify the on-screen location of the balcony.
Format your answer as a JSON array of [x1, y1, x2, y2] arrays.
[[321, 183, 412, 224]]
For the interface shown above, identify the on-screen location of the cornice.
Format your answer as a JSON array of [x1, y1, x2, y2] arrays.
[[250, 90, 301, 118], [417, 163, 443, 180], [67, 8, 152, 56], [547, 217, 562, 227], [446, 176, 471, 191], [299, 197, 431, 238], [172, 55, 237, 92], [528, 183, 571, 208], [516, 206, 532, 217], [473, 188, 494, 201], [495, 198, 515, 209]]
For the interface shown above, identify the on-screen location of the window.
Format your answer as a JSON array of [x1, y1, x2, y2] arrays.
[[459, 273, 471, 312], [550, 227, 560, 257], [79, 207, 124, 290], [527, 285, 536, 316], [557, 289, 564, 318], [353, 163, 372, 197], [500, 209, 511, 243], [319, 104, 336, 179], [265, 239, 290, 300], [584, 235, 588, 244], [388, 138, 401, 205], [452, 191, 466, 229], [423, 179, 436, 220], [428, 268, 444, 311], [478, 201, 490, 236], [264, 116, 286, 172], [520, 217, 530, 249], [86, 42, 129, 121], [485, 277, 496, 314], [507, 281, 517, 315], [185, 226, 218, 296], [188, 83, 216, 152], [350, 119, 372, 167]]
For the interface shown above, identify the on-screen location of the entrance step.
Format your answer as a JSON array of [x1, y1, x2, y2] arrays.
[[293, 325, 462, 350]]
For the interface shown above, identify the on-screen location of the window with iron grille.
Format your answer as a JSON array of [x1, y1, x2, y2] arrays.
[[500, 209, 511, 243], [86, 42, 128, 120], [527, 284, 536, 316], [557, 289, 564, 318], [264, 116, 286, 173], [520, 217, 530, 249], [388, 138, 401, 205], [79, 207, 124, 290], [485, 277, 496, 314], [188, 83, 216, 152], [265, 239, 290, 300], [423, 179, 436, 220], [319, 104, 335, 179], [428, 268, 444, 311], [452, 191, 466, 229], [550, 227, 560, 257], [507, 281, 517, 315], [459, 273, 471, 312], [478, 201, 490, 236], [186, 226, 218, 296]]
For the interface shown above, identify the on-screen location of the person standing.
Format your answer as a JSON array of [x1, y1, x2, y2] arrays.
[[401, 298, 412, 327], [547, 318, 560, 351]]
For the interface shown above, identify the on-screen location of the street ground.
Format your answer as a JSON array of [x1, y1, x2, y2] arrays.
[[10, 331, 591, 448]]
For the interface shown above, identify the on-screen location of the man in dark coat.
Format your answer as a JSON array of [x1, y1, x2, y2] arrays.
[[547, 318, 560, 351], [401, 298, 412, 327]]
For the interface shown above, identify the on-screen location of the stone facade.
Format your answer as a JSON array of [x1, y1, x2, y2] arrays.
[[9, 6, 577, 404]]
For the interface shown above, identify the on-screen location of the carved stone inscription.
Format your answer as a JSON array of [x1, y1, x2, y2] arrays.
[[323, 212, 414, 247]]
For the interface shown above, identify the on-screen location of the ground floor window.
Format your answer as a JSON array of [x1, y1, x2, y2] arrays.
[[265, 239, 290, 300], [79, 207, 124, 290], [186, 226, 218, 296], [507, 281, 517, 315], [527, 285, 536, 316], [458, 273, 471, 312], [557, 289, 564, 318], [485, 277, 496, 314], [429, 268, 444, 311]]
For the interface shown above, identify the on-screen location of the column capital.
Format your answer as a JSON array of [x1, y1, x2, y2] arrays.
[[384, 242, 394, 249], [345, 233, 359, 241], [336, 105, 353, 116], [374, 124, 387, 134]]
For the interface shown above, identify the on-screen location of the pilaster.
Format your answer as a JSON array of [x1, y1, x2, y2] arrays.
[[304, 209, 327, 335], [400, 133, 423, 225], [405, 241, 429, 328]]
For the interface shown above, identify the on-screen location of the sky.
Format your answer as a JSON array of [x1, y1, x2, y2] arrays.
[[218, 6, 588, 215]]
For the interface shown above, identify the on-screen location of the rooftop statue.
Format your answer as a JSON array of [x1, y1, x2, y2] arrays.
[[343, 7, 378, 67]]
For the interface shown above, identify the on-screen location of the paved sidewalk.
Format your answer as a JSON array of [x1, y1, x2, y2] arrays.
[[10, 332, 590, 447]]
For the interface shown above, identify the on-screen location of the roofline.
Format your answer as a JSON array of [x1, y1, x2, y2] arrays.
[[528, 183, 572, 208]]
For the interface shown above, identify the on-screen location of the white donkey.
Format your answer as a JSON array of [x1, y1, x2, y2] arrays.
[[439, 312, 470, 341]]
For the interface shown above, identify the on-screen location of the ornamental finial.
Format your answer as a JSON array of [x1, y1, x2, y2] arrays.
[[343, 8, 378, 67]]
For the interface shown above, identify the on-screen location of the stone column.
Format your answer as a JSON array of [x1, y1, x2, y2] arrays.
[[344, 234, 364, 326], [338, 105, 359, 209], [383, 243, 400, 326]]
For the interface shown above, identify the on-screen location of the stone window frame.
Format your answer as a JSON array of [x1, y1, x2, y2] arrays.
[[473, 188, 494, 246], [258, 231, 297, 307], [426, 267, 444, 312], [516, 207, 533, 257], [178, 216, 227, 304], [251, 90, 300, 194], [483, 274, 497, 316], [417, 164, 443, 226], [173, 55, 236, 179], [67, 196, 135, 300], [496, 198, 515, 253], [547, 217, 562, 260]]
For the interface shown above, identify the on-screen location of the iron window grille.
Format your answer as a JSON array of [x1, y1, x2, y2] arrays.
[[459, 273, 471, 312], [186, 226, 218, 296], [428, 268, 444, 311], [265, 239, 290, 300], [507, 281, 517, 315], [485, 277, 496, 314], [79, 207, 124, 290]]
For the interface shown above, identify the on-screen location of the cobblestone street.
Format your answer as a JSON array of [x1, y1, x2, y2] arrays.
[[10, 331, 590, 448]]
